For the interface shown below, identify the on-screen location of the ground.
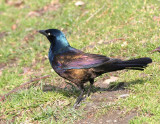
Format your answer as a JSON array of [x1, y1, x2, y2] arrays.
[[0, 0, 160, 123]]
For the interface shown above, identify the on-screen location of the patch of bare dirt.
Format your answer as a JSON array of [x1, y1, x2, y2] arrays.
[[77, 109, 137, 124], [74, 75, 138, 124], [75, 87, 134, 124], [83, 88, 129, 111]]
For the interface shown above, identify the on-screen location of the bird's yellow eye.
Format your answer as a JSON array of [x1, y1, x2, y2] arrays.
[[48, 33, 51, 36]]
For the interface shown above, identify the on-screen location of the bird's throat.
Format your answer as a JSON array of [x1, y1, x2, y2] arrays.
[[48, 42, 70, 67]]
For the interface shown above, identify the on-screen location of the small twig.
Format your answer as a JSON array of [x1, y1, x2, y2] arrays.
[[0, 75, 50, 102], [150, 46, 160, 53], [86, 4, 106, 23]]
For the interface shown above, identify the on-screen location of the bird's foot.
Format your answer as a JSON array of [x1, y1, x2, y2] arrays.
[[73, 97, 86, 109], [86, 92, 90, 98], [73, 102, 80, 109], [86, 88, 91, 98]]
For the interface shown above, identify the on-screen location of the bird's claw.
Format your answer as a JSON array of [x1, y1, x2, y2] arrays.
[[73, 97, 86, 109]]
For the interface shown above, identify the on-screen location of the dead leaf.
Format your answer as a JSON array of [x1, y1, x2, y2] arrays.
[[27, 11, 41, 17], [11, 24, 17, 30], [153, 16, 160, 22], [5, 0, 24, 8], [75, 1, 85, 6], [0, 71, 2, 76], [27, 0, 60, 17], [103, 76, 118, 85]]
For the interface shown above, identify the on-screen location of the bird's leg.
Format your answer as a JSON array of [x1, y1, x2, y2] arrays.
[[74, 85, 85, 108], [86, 79, 94, 97]]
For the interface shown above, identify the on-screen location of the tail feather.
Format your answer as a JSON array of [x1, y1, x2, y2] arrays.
[[117, 57, 152, 70], [94, 57, 152, 73]]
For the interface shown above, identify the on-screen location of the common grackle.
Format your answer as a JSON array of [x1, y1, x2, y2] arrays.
[[39, 29, 152, 108]]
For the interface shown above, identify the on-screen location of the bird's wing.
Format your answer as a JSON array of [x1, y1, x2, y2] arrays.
[[54, 51, 115, 70]]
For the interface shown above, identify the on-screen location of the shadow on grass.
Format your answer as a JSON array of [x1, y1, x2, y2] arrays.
[[42, 79, 147, 98], [107, 79, 146, 91]]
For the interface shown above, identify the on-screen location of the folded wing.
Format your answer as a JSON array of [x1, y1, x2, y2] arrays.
[[54, 50, 114, 70]]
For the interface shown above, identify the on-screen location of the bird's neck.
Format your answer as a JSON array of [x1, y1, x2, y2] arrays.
[[50, 43, 70, 55], [48, 38, 70, 66], [51, 38, 70, 54]]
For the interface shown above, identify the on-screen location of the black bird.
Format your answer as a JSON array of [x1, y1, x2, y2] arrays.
[[39, 29, 152, 108]]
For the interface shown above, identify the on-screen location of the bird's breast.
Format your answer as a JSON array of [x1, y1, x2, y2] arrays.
[[48, 48, 55, 67]]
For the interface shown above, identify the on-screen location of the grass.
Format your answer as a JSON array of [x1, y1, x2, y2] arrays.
[[0, 0, 160, 123]]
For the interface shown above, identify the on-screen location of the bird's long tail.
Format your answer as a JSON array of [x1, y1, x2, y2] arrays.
[[116, 57, 152, 71], [94, 57, 152, 73]]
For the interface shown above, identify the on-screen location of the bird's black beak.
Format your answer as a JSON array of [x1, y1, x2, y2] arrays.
[[39, 30, 48, 36]]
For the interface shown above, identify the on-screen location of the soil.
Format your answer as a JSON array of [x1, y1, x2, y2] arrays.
[[74, 78, 137, 124], [77, 109, 137, 124]]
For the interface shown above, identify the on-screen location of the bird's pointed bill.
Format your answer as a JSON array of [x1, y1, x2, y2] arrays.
[[39, 30, 48, 36]]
